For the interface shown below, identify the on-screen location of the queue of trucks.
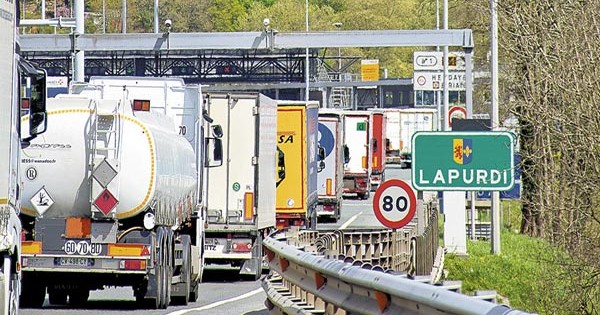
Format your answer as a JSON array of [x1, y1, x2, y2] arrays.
[[2, 3, 441, 310]]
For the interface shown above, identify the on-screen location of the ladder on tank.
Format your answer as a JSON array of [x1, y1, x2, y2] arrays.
[[89, 99, 123, 219]]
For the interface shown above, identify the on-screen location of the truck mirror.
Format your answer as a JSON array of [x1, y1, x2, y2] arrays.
[[372, 138, 377, 152], [211, 125, 223, 138], [343, 145, 350, 164], [205, 138, 223, 167], [318, 146, 326, 161], [317, 146, 326, 173], [21, 64, 48, 143], [29, 112, 47, 135], [276, 146, 286, 187]]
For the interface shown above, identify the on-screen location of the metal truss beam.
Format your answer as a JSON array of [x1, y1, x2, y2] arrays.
[[19, 29, 474, 52]]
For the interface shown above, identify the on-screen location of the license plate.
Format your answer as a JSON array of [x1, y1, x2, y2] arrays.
[[204, 244, 225, 253], [58, 257, 88, 266]]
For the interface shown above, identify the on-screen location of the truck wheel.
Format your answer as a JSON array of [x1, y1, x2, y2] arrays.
[[68, 289, 89, 306], [171, 235, 191, 305], [0, 255, 18, 314], [20, 274, 45, 308], [48, 288, 67, 305], [188, 280, 199, 303], [160, 228, 173, 308]]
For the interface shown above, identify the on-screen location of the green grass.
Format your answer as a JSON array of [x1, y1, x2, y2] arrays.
[[444, 231, 560, 313], [441, 200, 586, 314]]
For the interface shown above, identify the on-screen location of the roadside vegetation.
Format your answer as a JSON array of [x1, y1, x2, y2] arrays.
[[444, 202, 599, 314]]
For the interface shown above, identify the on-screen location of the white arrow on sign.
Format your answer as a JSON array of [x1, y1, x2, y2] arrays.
[[372, 179, 416, 229]]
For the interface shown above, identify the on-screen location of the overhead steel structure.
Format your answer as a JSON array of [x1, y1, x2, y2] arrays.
[[20, 30, 473, 79], [19, 30, 473, 51], [20, 29, 474, 109]]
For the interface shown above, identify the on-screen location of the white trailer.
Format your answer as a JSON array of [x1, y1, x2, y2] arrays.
[[19, 77, 222, 309], [1, 0, 48, 312], [397, 108, 437, 168], [317, 110, 346, 222], [383, 108, 437, 167], [202, 93, 276, 279], [342, 111, 373, 199]]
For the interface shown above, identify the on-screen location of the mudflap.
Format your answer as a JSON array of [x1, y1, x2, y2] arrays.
[[239, 257, 260, 276]]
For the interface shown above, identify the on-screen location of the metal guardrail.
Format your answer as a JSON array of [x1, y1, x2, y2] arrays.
[[262, 236, 534, 315]]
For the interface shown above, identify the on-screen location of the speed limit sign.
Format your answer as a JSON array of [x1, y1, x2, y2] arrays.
[[372, 179, 417, 229]]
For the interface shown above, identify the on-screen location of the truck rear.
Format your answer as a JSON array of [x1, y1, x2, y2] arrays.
[[275, 101, 319, 229], [398, 108, 437, 168], [317, 110, 346, 222], [19, 77, 221, 309], [202, 93, 276, 279], [383, 109, 403, 164], [342, 111, 372, 200], [369, 110, 387, 190]]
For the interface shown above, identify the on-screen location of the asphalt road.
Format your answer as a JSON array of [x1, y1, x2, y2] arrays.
[[21, 166, 411, 315]]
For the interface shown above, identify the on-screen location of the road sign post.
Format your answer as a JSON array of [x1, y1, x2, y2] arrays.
[[372, 179, 416, 229]]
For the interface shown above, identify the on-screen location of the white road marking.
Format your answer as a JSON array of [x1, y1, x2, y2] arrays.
[[166, 288, 263, 315], [339, 211, 363, 229]]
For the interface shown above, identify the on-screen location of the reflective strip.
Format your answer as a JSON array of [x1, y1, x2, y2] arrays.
[[22, 241, 42, 255]]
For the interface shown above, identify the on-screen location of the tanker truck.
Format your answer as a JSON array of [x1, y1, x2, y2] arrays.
[[19, 77, 222, 309], [1, 0, 48, 313]]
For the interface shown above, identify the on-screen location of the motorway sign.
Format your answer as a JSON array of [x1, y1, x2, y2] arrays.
[[413, 71, 466, 91], [372, 179, 416, 229], [411, 132, 515, 191], [413, 51, 466, 71]]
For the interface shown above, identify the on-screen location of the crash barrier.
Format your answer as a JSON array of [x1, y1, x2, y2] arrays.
[[288, 201, 439, 277], [262, 236, 534, 315]]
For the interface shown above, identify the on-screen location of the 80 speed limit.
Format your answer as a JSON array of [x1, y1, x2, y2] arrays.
[[372, 179, 417, 229]]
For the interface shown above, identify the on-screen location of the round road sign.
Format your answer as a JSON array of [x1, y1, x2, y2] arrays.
[[372, 179, 417, 229], [448, 106, 467, 127]]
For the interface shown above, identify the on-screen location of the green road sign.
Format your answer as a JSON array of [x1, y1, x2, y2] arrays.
[[411, 131, 515, 191]]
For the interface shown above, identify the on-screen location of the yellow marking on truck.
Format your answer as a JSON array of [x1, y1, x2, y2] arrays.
[[21, 207, 36, 216], [107, 243, 147, 256], [0, 198, 7, 204], [22, 241, 42, 255], [116, 115, 155, 219]]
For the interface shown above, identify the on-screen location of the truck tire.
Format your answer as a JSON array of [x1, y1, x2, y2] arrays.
[[160, 227, 173, 308], [364, 191, 370, 200], [48, 287, 67, 305], [68, 289, 89, 306], [171, 235, 191, 305], [0, 255, 18, 314], [20, 273, 45, 308], [137, 226, 165, 309]]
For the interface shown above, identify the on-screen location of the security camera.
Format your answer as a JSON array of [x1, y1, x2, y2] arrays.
[[165, 19, 172, 28], [263, 18, 270, 28]]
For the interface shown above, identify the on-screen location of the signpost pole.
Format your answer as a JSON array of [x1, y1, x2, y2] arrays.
[[417, 191, 425, 235], [465, 54, 476, 240], [490, 0, 501, 255]]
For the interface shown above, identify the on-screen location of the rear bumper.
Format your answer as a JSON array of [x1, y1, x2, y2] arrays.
[[22, 254, 150, 274], [343, 175, 370, 194]]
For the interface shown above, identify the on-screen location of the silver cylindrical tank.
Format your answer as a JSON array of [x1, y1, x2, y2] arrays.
[[21, 95, 197, 225]]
